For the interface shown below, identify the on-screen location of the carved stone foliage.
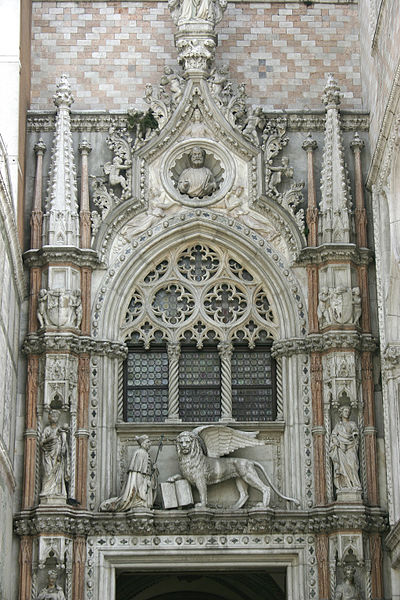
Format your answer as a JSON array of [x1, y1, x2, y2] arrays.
[[121, 243, 278, 347], [37, 289, 82, 330], [317, 287, 362, 329]]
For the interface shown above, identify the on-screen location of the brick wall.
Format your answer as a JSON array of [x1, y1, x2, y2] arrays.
[[31, 1, 363, 111]]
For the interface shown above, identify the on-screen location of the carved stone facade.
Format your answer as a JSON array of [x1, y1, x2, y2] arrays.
[[1, 1, 400, 599]]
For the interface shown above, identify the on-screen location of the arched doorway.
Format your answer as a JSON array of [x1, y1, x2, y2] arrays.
[[116, 570, 286, 600]]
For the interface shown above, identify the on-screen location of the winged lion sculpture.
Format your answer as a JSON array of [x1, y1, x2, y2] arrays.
[[168, 425, 299, 509]]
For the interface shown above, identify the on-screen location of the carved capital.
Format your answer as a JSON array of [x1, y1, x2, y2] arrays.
[[302, 132, 318, 153]]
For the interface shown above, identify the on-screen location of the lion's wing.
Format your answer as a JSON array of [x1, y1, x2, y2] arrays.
[[193, 425, 265, 458]]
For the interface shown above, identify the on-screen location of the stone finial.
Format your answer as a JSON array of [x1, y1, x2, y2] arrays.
[[79, 139, 92, 155], [319, 73, 352, 244], [43, 76, 79, 246], [53, 73, 74, 109], [321, 73, 342, 110], [34, 138, 47, 155], [302, 132, 318, 153], [350, 131, 365, 153]]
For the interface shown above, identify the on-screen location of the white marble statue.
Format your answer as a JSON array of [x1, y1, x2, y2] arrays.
[[119, 190, 178, 240], [36, 570, 66, 600], [334, 565, 361, 600], [40, 410, 70, 500], [100, 435, 158, 511], [177, 146, 216, 198], [167, 425, 300, 509], [329, 405, 361, 492], [185, 108, 209, 138], [169, 0, 227, 26]]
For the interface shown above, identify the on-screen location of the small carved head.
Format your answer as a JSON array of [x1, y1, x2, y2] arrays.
[[176, 431, 197, 456], [189, 146, 206, 167], [338, 404, 351, 419], [136, 434, 151, 450], [343, 565, 356, 580], [48, 409, 61, 424], [47, 570, 58, 585]]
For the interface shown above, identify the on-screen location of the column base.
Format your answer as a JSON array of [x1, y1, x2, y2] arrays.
[[40, 494, 67, 506]]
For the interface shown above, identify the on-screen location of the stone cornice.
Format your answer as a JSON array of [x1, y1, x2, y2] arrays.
[[272, 333, 377, 357], [23, 246, 102, 269], [22, 333, 127, 358], [13, 505, 388, 538], [26, 110, 369, 134], [116, 421, 286, 436], [296, 244, 373, 266]]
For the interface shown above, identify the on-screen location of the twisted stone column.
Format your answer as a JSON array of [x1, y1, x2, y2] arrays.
[[218, 341, 233, 421], [167, 342, 181, 421]]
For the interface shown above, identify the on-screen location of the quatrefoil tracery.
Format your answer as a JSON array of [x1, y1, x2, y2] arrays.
[[121, 243, 278, 344]]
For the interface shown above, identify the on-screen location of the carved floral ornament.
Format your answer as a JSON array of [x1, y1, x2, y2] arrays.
[[120, 243, 278, 348]]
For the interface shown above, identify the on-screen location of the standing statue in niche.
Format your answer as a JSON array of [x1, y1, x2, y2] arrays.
[[36, 570, 66, 600], [177, 146, 217, 198], [329, 405, 361, 492], [100, 435, 158, 511], [334, 565, 361, 600], [40, 409, 70, 501]]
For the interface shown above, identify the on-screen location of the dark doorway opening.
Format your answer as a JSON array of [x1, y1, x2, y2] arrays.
[[116, 569, 286, 600]]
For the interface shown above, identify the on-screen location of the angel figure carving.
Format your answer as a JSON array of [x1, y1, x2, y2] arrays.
[[168, 426, 299, 509]]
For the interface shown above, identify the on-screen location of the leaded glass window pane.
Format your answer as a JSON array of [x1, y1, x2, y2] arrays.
[[179, 346, 221, 421], [231, 345, 276, 421], [124, 346, 168, 422]]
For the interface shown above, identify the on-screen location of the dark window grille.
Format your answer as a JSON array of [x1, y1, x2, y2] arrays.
[[231, 344, 276, 421], [179, 345, 221, 422], [123, 345, 169, 422]]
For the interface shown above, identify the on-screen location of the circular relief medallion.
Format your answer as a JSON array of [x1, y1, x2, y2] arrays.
[[161, 139, 235, 207]]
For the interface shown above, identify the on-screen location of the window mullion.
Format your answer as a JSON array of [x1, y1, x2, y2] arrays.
[[218, 341, 234, 422], [167, 341, 181, 422]]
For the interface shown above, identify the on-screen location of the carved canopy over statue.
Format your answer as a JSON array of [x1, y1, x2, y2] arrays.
[[168, 0, 227, 27], [168, 426, 300, 509]]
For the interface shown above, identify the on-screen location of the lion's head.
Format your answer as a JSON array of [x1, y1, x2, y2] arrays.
[[176, 431, 198, 456], [175, 431, 206, 479]]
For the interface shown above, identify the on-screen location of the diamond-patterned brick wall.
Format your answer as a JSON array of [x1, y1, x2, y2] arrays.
[[31, 1, 363, 111]]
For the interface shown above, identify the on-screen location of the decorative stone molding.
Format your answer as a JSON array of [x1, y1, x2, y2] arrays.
[[297, 244, 372, 266], [13, 506, 388, 538], [27, 111, 369, 134], [23, 247, 101, 269], [22, 334, 128, 359], [271, 334, 377, 358]]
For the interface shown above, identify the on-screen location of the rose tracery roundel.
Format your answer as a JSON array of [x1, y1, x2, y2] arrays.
[[204, 282, 247, 325], [151, 283, 195, 325], [177, 244, 219, 282]]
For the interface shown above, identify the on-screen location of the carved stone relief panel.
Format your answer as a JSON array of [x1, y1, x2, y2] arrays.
[[117, 428, 284, 510], [318, 266, 361, 329], [42, 354, 78, 410]]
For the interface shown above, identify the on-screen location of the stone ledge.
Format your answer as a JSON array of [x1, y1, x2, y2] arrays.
[[271, 333, 377, 357], [26, 110, 369, 133], [296, 244, 373, 266], [22, 333, 127, 358], [14, 505, 388, 537], [23, 246, 102, 269]]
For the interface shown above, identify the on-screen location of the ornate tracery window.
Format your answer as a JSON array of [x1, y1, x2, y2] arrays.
[[121, 243, 279, 422]]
